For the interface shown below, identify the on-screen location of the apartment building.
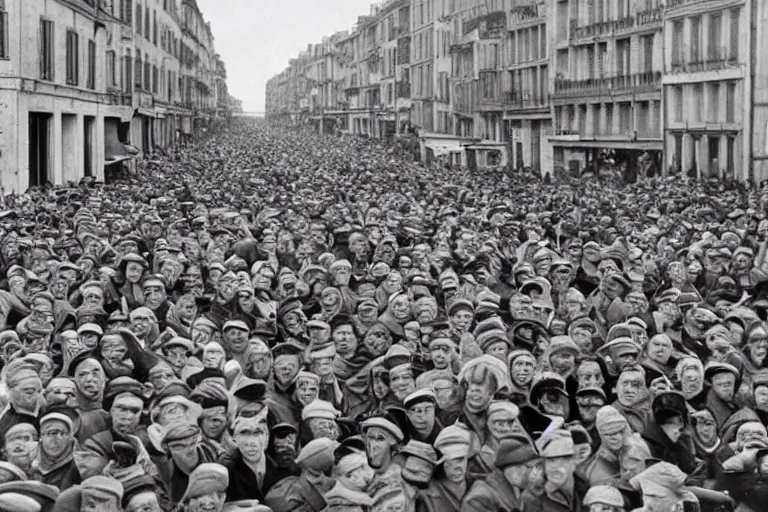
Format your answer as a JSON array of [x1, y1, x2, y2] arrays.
[[0, 0, 227, 193], [549, 0, 664, 179], [663, 0, 750, 180], [755, 0, 768, 182], [0, 0, 133, 191], [179, 0, 218, 136], [505, 1, 551, 173]]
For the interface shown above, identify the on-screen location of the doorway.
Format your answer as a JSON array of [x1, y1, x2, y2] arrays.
[[28, 112, 52, 188], [84, 115, 95, 177]]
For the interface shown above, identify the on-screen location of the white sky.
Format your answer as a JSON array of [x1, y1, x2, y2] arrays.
[[197, 0, 376, 112]]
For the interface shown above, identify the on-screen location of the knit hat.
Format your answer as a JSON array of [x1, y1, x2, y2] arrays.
[[629, 461, 687, 496], [180, 463, 229, 502], [434, 425, 471, 462], [294, 438, 339, 472], [595, 406, 628, 435], [301, 399, 340, 422]]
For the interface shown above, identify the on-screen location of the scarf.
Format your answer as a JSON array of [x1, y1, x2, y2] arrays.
[[39, 440, 75, 475]]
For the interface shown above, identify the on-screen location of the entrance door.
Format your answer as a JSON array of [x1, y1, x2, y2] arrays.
[[29, 112, 52, 187], [142, 116, 151, 152], [466, 149, 477, 170], [709, 135, 720, 177], [84, 115, 95, 177]]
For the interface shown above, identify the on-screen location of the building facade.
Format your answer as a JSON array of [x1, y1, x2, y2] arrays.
[[662, 0, 750, 180], [266, 0, 766, 181], [0, 0, 228, 193]]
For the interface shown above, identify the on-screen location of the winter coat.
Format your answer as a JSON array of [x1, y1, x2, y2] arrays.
[[461, 469, 524, 512], [416, 479, 464, 512], [0, 403, 40, 449], [157, 443, 218, 503], [581, 444, 621, 486], [267, 475, 329, 512], [322, 482, 373, 512], [221, 449, 284, 503], [521, 476, 590, 512], [642, 420, 699, 477]]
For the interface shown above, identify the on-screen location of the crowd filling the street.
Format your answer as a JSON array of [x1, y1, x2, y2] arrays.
[[3, 119, 768, 512]]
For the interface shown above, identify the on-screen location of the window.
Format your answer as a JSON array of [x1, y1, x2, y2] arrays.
[[708, 83, 719, 122], [144, 8, 150, 40], [86, 39, 95, 89], [121, 0, 133, 23], [672, 20, 683, 65], [690, 16, 701, 62], [673, 85, 683, 121], [730, 8, 740, 61], [122, 50, 132, 91], [135, 53, 142, 88], [0, 0, 8, 59], [709, 13, 722, 61], [153, 10, 157, 45], [66, 30, 79, 86], [726, 81, 736, 122], [152, 65, 158, 93], [144, 54, 150, 88], [40, 19, 54, 80], [136, 3, 142, 35], [693, 83, 703, 121], [107, 50, 116, 87]]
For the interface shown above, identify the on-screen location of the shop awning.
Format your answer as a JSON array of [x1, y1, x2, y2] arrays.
[[104, 119, 139, 166]]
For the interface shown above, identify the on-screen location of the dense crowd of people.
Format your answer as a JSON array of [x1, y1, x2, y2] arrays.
[[0, 119, 766, 512]]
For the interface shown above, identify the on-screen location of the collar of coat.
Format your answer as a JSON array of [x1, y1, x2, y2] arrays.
[[324, 481, 374, 507]]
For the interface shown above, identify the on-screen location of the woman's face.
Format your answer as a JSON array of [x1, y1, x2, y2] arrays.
[[177, 298, 197, 323], [695, 418, 717, 444], [681, 368, 703, 396], [373, 376, 389, 400], [125, 262, 144, 283]]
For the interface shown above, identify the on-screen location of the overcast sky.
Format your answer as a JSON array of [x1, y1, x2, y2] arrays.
[[196, 0, 375, 113]]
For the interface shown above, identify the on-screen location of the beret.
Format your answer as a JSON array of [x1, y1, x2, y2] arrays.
[[161, 423, 200, 444], [302, 399, 340, 422], [81, 475, 123, 501], [181, 463, 229, 502]]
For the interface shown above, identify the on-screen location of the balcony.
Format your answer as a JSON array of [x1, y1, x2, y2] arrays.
[[106, 90, 132, 106], [554, 71, 662, 98], [666, 0, 711, 9], [569, 16, 635, 41], [504, 91, 550, 110]]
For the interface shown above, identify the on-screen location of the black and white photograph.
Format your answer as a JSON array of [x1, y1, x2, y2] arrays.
[[0, 0, 765, 511]]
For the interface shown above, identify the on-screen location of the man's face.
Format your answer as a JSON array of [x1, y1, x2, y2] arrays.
[[737, 423, 768, 449], [365, 426, 395, 469], [74, 360, 105, 401], [40, 420, 71, 459], [695, 417, 717, 445], [660, 416, 685, 443], [544, 455, 575, 488], [126, 492, 162, 512], [200, 407, 228, 440], [430, 344, 451, 370], [616, 371, 645, 406], [338, 462, 374, 493], [130, 313, 154, 338], [487, 411, 516, 439], [273, 433, 298, 465], [550, 350, 576, 377], [613, 350, 639, 372], [273, 356, 300, 386], [406, 402, 435, 435], [711, 372, 736, 402], [511, 356, 536, 387], [647, 337, 672, 364], [296, 380, 319, 406], [576, 395, 604, 424], [450, 311, 473, 333], [620, 451, 646, 481], [333, 325, 358, 357], [576, 361, 604, 389], [465, 381, 493, 411], [167, 434, 200, 468], [224, 327, 249, 354], [143, 284, 166, 311], [308, 418, 339, 440], [5, 430, 37, 470], [755, 386, 768, 411], [110, 395, 143, 436], [311, 356, 334, 378]]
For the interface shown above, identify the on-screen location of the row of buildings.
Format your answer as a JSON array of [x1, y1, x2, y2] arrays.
[[266, 0, 768, 182], [0, 0, 239, 192]]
